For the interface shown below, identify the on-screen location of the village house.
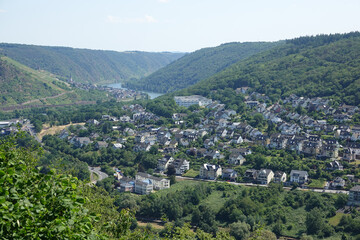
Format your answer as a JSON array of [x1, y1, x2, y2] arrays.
[[174, 95, 212, 107], [330, 177, 346, 189], [69, 136, 92, 148], [58, 129, 69, 140], [95, 141, 108, 150], [228, 152, 246, 165], [205, 150, 225, 160], [171, 159, 190, 175], [134, 179, 153, 195], [326, 160, 343, 171], [245, 100, 260, 108], [163, 146, 178, 155], [133, 143, 151, 152], [222, 169, 238, 181], [342, 146, 360, 161], [86, 119, 100, 125], [199, 164, 222, 180], [269, 133, 288, 149], [286, 138, 304, 153], [289, 170, 309, 184], [230, 134, 244, 144], [123, 127, 135, 136], [339, 104, 359, 115], [157, 156, 174, 172], [257, 169, 274, 184], [333, 114, 351, 123], [317, 145, 339, 159], [254, 134, 270, 147], [244, 169, 258, 182], [136, 172, 170, 190], [273, 171, 287, 183], [302, 141, 321, 156], [348, 186, 360, 206]]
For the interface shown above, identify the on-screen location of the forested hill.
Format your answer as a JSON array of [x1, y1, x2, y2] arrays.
[[124, 41, 281, 93], [0, 56, 107, 107], [0, 43, 184, 84], [179, 32, 360, 106]]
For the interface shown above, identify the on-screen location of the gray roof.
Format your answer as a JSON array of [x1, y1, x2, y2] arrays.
[[350, 185, 360, 192], [290, 170, 308, 177]]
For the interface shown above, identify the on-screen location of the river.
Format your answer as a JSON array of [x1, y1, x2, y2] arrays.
[[107, 83, 163, 99]]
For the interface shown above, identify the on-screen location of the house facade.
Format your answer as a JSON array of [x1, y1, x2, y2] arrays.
[[257, 169, 274, 184], [199, 164, 222, 180], [290, 170, 309, 184], [348, 186, 360, 206]]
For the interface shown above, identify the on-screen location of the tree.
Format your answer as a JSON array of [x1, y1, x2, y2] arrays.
[[149, 145, 159, 155], [0, 133, 96, 239], [229, 221, 250, 240], [167, 164, 176, 176], [305, 208, 324, 235], [169, 175, 176, 185]]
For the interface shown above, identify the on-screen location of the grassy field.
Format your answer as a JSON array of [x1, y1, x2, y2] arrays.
[[328, 212, 347, 226], [201, 191, 228, 213], [137, 221, 164, 230], [307, 179, 326, 188], [182, 169, 198, 178]]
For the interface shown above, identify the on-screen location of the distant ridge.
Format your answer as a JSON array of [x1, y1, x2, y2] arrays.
[[124, 41, 282, 93], [0, 43, 185, 84]]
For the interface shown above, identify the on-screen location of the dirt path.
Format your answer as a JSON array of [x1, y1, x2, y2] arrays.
[[38, 122, 85, 140]]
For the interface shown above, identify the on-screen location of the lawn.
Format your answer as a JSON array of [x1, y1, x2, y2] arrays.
[[182, 169, 198, 178], [307, 179, 326, 188], [201, 191, 228, 213], [156, 180, 199, 197], [328, 212, 347, 226]]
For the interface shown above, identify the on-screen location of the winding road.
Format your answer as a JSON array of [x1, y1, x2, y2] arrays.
[[89, 166, 109, 184]]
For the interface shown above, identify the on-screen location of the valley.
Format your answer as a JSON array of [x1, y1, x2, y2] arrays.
[[2, 32, 360, 240]]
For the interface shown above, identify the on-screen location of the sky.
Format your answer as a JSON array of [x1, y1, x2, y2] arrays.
[[0, 0, 359, 53]]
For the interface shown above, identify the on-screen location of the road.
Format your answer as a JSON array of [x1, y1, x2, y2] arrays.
[[22, 123, 41, 143], [89, 166, 109, 184], [175, 176, 349, 195]]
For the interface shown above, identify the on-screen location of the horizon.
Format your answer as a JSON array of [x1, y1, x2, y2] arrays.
[[1, 0, 359, 52], [1, 31, 358, 54]]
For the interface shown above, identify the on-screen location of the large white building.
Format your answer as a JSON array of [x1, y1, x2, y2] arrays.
[[135, 172, 170, 190], [174, 95, 212, 107]]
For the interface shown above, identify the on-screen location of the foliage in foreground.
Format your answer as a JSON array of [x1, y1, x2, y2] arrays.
[[0, 133, 146, 239]]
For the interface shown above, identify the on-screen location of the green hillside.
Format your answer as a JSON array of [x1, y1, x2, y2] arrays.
[[0, 43, 184, 84], [124, 41, 281, 93], [179, 32, 360, 106], [0, 56, 107, 108]]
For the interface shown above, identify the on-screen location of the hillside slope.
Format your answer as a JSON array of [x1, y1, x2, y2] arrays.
[[0, 56, 107, 108], [124, 41, 281, 93], [180, 32, 360, 106], [0, 43, 184, 84]]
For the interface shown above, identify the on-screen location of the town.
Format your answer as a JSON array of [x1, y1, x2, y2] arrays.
[[2, 88, 360, 207]]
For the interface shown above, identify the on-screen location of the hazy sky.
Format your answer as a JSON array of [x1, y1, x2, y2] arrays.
[[0, 0, 359, 52]]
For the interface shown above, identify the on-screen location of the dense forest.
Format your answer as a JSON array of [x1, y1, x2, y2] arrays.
[[172, 32, 360, 106], [124, 41, 281, 93], [0, 43, 184, 84]]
